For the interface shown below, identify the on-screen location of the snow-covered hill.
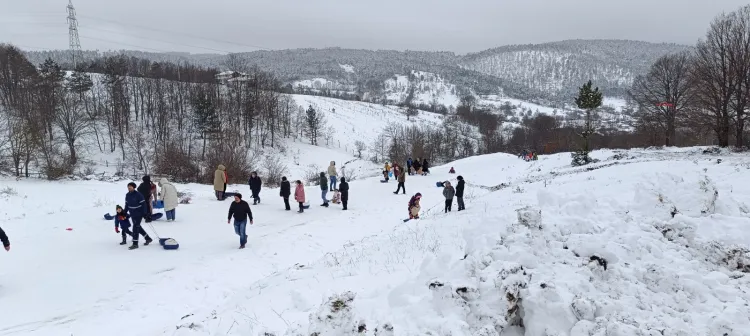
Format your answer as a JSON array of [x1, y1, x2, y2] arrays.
[[2, 146, 749, 335], [24, 39, 688, 105], [460, 40, 690, 100]]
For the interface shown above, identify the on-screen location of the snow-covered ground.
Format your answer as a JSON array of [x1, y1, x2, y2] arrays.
[[2, 146, 750, 335]]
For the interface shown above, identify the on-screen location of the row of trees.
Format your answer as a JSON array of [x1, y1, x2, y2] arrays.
[[0, 44, 333, 182], [630, 5, 750, 148]]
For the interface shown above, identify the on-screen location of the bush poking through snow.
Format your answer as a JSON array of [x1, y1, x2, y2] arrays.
[[0, 186, 18, 196], [304, 164, 322, 185], [308, 291, 359, 335], [516, 206, 542, 229]]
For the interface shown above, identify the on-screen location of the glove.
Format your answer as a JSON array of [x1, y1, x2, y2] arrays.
[[115, 227, 120, 233]]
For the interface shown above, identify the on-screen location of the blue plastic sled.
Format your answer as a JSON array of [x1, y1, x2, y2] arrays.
[[150, 213, 163, 220], [388, 171, 393, 177], [159, 237, 179, 250], [436, 181, 444, 187], [380, 180, 388, 183], [152, 200, 164, 209], [104, 213, 114, 220]]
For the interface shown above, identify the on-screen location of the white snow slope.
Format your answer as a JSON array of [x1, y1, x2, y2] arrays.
[[2, 147, 750, 335]]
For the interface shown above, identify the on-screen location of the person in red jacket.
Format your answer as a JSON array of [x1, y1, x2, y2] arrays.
[[0, 226, 9, 251], [294, 180, 306, 213]]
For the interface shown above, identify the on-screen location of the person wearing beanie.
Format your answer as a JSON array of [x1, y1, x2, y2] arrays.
[[280, 176, 291, 211], [339, 177, 349, 210], [408, 193, 422, 219], [114, 205, 133, 245], [137, 175, 154, 222], [456, 176, 466, 211], [125, 182, 152, 249], [228, 193, 253, 249]]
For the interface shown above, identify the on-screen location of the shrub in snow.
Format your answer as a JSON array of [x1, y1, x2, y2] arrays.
[[516, 206, 542, 229], [703, 242, 750, 273], [307, 291, 360, 335]]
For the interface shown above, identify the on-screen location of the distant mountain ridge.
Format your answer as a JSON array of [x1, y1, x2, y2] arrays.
[[21, 39, 691, 105]]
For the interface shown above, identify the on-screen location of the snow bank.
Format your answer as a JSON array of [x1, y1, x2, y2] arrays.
[[3, 147, 750, 335]]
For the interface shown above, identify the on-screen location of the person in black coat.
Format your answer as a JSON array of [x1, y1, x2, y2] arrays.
[[227, 193, 253, 249], [248, 171, 262, 205], [339, 177, 349, 210], [0, 225, 9, 251], [137, 175, 154, 222], [280, 176, 291, 211], [422, 159, 430, 175], [125, 182, 153, 249], [456, 175, 466, 211]]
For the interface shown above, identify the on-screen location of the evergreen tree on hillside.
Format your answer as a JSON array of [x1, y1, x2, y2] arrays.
[[305, 105, 325, 145], [571, 80, 602, 166], [192, 91, 220, 159]]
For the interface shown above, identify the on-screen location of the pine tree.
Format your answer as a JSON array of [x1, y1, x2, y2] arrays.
[[571, 80, 602, 166], [192, 91, 219, 159], [305, 105, 323, 145]]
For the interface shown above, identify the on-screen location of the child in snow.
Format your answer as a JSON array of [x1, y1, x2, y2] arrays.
[[408, 193, 422, 219], [442, 181, 455, 213], [114, 205, 133, 246], [383, 161, 391, 182], [331, 189, 341, 204], [295, 180, 306, 213], [449, 167, 455, 174]]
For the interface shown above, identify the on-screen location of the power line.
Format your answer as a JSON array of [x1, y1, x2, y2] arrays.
[[79, 35, 171, 53], [77, 24, 233, 54], [78, 14, 272, 51]]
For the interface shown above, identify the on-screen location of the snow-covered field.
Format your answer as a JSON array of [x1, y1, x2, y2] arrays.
[[2, 146, 750, 335]]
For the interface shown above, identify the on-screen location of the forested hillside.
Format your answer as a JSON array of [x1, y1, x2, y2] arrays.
[[22, 39, 687, 105]]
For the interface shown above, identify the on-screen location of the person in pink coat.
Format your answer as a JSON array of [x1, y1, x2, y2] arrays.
[[294, 180, 306, 213]]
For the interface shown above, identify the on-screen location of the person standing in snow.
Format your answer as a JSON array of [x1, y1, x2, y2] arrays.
[[214, 164, 227, 200], [125, 182, 153, 250], [382, 162, 391, 182], [442, 181, 455, 213], [137, 176, 155, 222], [339, 177, 349, 210], [456, 176, 466, 211], [248, 171, 262, 205], [408, 193, 422, 219], [413, 158, 422, 175], [280, 176, 291, 211], [319, 172, 329, 207], [422, 158, 430, 175], [0, 225, 9, 251], [114, 205, 133, 245], [294, 180, 306, 213], [394, 166, 406, 194], [227, 193, 253, 249], [406, 157, 413, 175], [158, 178, 179, 221], [327, 161, 338, 191]]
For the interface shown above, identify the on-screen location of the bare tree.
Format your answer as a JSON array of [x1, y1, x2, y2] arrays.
[[629, 51, 694, 146], [56, 90, 91, 165], [691, 14, 736, 147]]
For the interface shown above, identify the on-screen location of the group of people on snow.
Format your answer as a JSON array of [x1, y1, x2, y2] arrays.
[[519, 149, 538, 161], [440, 176, 465, 213], [115, 176, 180, 249]]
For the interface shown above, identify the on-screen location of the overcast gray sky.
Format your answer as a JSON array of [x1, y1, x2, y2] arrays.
[[1, 0, 747, 54]]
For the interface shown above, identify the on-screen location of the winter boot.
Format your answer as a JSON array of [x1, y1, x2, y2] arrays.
[[239, 244, 245, 249], [129, 241, 139, 250], [120, 239, 127, 245], [144, 237, 153, 246]]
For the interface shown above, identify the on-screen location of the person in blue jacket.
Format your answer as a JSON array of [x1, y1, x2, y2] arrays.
[[114, 205, 133, 246], [125, 182, 153, 250], [406, 158, 413, 175]]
